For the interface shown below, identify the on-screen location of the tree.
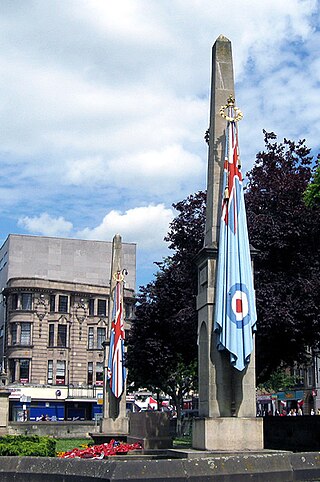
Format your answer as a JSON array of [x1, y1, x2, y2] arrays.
[[126, 191, 206, 432], [257, 368, 297, 393], [245, 131, 320, 382], [304, 156, 320, 207]]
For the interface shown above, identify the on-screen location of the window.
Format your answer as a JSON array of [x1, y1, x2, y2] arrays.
[[125, 303, 133, 319], [88, 327, 94, 349], [50, 295, 56, 312], [9, 359, 15, 383], [48, 324, 55, 347], [11, 294, 18, 310], [10, 322, 31, 345], [21, 293, 32, 310], [88, 298, 95, 316], [19, 359, 30, 383], [11, 323, 17, 344], [87, 362, 93, 385], [20, 323, 31, 345], [57, 325, 67, 347], [58, 295, 68, 313], [47, 360, 53, 384], [56, 360, 66, 385], [97, 299, 106, 316], [96, 362, 104, 386], [97, 327, 106, 349]]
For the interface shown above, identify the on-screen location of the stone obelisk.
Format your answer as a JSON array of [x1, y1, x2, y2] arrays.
[[192, 35, 263, 451], [100, 234, 129, 436]]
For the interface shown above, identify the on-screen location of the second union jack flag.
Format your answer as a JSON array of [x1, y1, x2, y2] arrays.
[[107, 271, 126, 398]]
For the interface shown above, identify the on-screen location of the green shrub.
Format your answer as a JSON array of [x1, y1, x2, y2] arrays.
[[0, 435, 56, 457]]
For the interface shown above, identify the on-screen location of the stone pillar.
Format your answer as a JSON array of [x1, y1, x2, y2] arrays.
[[0, 388, 10, 434], [14, 359, 19, 383], [193, 35, 263, 451], [100, 234, 129, 436]]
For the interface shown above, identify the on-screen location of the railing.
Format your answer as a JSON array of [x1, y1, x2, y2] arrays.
[[67, 385, 101, 399]]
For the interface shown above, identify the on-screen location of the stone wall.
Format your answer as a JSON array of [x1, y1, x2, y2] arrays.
[[7, 421, 98, 438], [1, 452, 320, 481]]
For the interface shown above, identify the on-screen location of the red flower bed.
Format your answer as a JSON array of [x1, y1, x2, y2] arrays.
[[58, 439, 142, 459]]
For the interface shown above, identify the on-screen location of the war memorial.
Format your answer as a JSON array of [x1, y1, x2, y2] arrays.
[[1, 35, 320, 481]]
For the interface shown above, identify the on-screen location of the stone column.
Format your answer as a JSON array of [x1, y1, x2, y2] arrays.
[[193, 35, 263, 451], [100, 234, 129, 436], [14, 359, 19, 383]]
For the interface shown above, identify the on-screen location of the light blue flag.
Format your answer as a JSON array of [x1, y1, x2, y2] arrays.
[[214, 104, 257, 371]]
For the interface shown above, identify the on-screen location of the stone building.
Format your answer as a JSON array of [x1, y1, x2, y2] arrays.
[[0, 234, 136, 422]]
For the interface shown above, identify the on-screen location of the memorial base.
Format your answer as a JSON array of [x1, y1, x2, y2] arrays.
[[99, 416, 129, 436], [192, 417, 263, 451], [127, 411, 173, 450]]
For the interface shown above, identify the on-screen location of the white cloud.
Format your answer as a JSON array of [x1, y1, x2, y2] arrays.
[[64, 145, 205, 199], [18, 213, 73, 237], [0, 0, 318, 286], [75, 0, 173, 44], [77, 204, 174, 250]]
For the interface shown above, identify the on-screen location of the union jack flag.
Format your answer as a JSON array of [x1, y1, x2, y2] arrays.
[[214, 99, 257, 371], [107, 271, 126, 398]]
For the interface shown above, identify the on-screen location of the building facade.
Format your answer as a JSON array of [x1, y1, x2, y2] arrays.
[[0, 234, 136, 422], [256, 353, 320, 416]]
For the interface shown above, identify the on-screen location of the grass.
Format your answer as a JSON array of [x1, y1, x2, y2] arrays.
[[55, 438, 91, 454], [173, 435, 192, 448]]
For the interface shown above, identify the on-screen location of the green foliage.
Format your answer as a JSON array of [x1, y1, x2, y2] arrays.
[[0, 435, 56, 457], [258, 369, 296, 393], [304, 157, 320, 207]]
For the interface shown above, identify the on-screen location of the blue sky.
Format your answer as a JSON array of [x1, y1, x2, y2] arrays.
[[0, 0, 319, 289]]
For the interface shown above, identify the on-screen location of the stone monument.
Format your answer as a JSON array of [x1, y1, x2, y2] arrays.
[[192, 35, 263, 451], [100, 234, 129, 437]]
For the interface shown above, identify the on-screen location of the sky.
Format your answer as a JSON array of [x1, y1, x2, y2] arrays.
[[0, 0, 319, 290]]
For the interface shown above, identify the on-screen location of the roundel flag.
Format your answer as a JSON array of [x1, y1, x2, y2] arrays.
[[227, 283, 250, 329], [214, 105, 257, 371]]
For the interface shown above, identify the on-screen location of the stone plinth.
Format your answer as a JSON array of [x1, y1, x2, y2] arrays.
[[100, 416, 129, 436], [127, 412, 172, 449], [192, 417, 263, 451]]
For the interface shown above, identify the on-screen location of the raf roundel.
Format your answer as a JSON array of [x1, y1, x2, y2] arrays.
[[227, 283, 251, 328]]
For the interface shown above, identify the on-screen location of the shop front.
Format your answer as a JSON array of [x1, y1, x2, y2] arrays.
[[276, 390, 305, 414]]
